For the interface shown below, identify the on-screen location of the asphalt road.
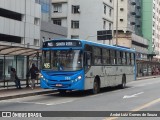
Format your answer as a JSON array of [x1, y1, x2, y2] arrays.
[[0, 77, 160, 120]]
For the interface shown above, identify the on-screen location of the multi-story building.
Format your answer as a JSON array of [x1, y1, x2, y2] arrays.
[[113, 0, 148, 57], [35, 0, 67, 46], [0, 0, 41, 46], [142, 0, 160, 60], [51, 0, 113, 44], [0, 0, 41, 80]]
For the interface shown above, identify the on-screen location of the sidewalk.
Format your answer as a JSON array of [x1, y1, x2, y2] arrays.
[[136, 75, 160, 80], [0, 86, 54, 101], [0, 75, 160, 101]]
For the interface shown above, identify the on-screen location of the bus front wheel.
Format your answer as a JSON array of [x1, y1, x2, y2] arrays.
[[92, 80, 100, 94]]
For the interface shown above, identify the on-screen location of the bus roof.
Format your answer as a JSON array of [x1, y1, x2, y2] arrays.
[[43, 38, 135, 53]]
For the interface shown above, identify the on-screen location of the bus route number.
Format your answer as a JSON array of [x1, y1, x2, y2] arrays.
[[44, 63, 50, 68]]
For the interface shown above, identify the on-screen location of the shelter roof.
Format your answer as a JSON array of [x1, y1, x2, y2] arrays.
[[0, 41, 41, 56]]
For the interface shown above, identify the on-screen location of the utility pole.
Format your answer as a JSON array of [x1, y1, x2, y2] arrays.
[[116, 0, 118, 46]]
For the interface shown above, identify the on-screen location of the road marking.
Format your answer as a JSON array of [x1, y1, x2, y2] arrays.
[[0, 99, 75, 106], [131, 98, 160, 111], [123, 92, 144, 99], [103, 98, 160, 120], [45, 100, 74, 106]]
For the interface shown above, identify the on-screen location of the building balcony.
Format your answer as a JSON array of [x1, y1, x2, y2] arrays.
[[132, 34, 148, 47], [0, 16, 24, 37], [131, 2, 136, 5], [136, 15, 141, 18], [131, 12, 136, 15], [136, 25, 141, 27], [130, 22, 136, 25], [136, 6, 141, 9], [52, 12, 67, 19], [52, 0, 68, 3]]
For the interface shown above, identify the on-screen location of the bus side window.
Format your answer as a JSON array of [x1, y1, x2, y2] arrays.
[[126, 53, 131, 65], [117, 51, 122, 65], [102, 48, 110, 65], [87, 52, 91, 66], [84, 52, 91, 72], [131, 53, 135, 65], [93, 47, 101, 65], [122, 52, 126, 65], [110, 50, 116, 65]]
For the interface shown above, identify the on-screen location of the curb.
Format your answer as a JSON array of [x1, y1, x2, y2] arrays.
[[0, 90, 55, 101], [137, 76, 160, 80]]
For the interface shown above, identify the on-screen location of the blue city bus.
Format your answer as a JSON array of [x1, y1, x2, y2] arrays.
[[40, 39, 136, 94]]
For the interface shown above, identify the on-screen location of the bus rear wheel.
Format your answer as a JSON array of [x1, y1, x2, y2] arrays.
[[119, 75, 126, 89], [92, 80, 100, 94]]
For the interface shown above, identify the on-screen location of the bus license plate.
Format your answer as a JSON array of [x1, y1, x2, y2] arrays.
[[56, 84, 62, 87]]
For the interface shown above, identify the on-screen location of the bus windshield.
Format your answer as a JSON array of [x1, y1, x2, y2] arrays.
[[42, 50, 83, 71]]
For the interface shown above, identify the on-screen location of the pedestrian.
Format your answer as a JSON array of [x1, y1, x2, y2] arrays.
[[10, 68, 22, 89], [28, 63, 39, 89]]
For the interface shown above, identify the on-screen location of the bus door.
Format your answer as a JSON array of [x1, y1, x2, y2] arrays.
[[84, 51, 91, 72]]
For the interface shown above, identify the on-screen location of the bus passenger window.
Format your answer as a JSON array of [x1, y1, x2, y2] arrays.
[[131, 53, 135, 65], [110, 50, 116, 65], [117, 51, 122, 65], [127, 53, 131, 65], [102, 49, 110, 65], [93, 47, 101, 65], [122, 52, 126, 65]]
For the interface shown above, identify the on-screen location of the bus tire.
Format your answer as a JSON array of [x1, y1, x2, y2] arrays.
[[119, 75, 126, 89], [58, 90, 66, 95], [92, 79, 100, 94]]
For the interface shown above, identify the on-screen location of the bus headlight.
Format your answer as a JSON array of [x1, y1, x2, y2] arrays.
[[77, 75, 82, 80], [73, 75, 82, 82]]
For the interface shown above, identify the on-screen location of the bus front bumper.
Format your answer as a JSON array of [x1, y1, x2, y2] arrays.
[[40, 79, 84, 91]]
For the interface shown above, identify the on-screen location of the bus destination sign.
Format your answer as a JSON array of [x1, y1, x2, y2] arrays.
[[43, 41, 82, 47]]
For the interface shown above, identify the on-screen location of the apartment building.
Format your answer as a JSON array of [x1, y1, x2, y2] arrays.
[[35, 0, 67, 46], [142, 0, 160, 60], [51, 0, 113, 44], [113, 0, 148, 60], [0, 0, 41, 79]]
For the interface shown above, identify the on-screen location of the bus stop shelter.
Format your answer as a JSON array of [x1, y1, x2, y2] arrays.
[[0, 42, 41, 88]]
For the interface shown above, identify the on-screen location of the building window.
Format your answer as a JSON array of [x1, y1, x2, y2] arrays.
[[104, 5, 106, 14], [34, 18, 40, 25], [53, 19, 61, 25], [71, 35, 79, 39], [120, 8, 124, 11], [72, 5, 80, 13], [34, 39, 39, 46], [109, 23, 112, 30], [53, 4, 62, 13], [71, 20, 79, 29], [109, 9, 112, 16], [103, 21, 106, 29]]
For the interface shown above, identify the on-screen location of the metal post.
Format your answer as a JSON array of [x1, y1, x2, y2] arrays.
[[16, 56, 17, 71], [3, 55, 5, 88], [36, 52, 39, 85], [26, 56, 29, 87], [115, 0, 118, 45]]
